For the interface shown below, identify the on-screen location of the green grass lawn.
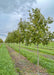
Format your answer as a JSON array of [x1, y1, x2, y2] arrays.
[[8, 43, 54, 75], [0, 44, 18, 75]]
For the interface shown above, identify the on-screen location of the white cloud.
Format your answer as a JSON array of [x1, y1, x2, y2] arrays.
[[0, 33, 7, 41], [0, 13, 22, 33], [0, 0, 36, 13], [35, 0, 54, 17], [0, 36, 6, 41]]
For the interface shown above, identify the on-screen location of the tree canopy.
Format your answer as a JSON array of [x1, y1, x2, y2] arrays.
[[5, 8, 54, 45], [5, 8, 54, 75], [0, 38, 3, 43]]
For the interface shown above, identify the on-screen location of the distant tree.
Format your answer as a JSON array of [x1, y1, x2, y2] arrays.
[[5, 29, 22, 51], [0, 38, 3, 43], [18, 18, 26, 44], [18, 18, 31, 45], [5, 32, 14, 43], [52, 32, 54, 39], [15, 29, 22, 51]]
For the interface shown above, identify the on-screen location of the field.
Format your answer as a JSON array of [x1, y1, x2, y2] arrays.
[[0, 44, 18, 75], [0, 42, 54, 75], [0, 1, 54, 75]]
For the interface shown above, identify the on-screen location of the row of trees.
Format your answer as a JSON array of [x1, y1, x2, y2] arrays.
[[5, 8, 54, 75], [0, 38, 3, 43], [5, 8, 54, 44]]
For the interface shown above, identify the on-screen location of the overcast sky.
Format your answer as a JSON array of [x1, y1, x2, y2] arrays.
[[0, 0, 54, 41]]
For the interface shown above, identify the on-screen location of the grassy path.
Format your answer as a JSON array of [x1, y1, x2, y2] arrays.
[[8, 43, 54, 60], [19, 43, 54, 54], [6, 45, 49, 75], [20, 45, 54, 55], [0, 44, 18, 75], [20, 47, 54, 60], [10, 43, 54, 55]]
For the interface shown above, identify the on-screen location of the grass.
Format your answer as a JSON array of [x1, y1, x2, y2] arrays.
[[8, 43, 54, 75], [0, 43, 2, 48], [20, 42, 54, 50], [0, 44, 18, 75], [19, 43, 54, 55]]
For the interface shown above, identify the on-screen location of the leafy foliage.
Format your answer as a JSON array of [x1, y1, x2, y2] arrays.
[[5, 8, 53, 45], [28, 8, 53, 45], [0, 38, 3, 43]]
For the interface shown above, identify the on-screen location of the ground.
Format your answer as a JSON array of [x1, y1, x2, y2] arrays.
[[6, 46, 49, 75]]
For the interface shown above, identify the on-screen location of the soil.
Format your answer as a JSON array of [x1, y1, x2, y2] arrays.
[[6, 46, 49, 75]]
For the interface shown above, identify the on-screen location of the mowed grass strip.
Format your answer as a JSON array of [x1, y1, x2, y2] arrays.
[[0, 44, 2, 48], [0, 44, 18, 75], [37, 42, 54, 50], [19, 44, 54, 55], [8, 43, 54, 75], [20, 42, 54, 50]]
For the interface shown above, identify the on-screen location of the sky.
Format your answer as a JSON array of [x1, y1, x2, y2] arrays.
[[0, 0, 54, 41]]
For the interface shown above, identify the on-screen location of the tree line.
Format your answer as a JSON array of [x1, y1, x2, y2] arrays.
[[5, 8, 54, 75], [5, 8, 54, 44], [0, 38, 3, 43]]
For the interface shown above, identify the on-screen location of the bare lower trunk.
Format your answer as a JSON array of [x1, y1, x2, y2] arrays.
[[19, 42, 20, 52], [37, 44, 39, 75]]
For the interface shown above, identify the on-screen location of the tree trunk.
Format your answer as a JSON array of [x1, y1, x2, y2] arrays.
[[37, 44, 39, 75], [19, 42, 20, 52]]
